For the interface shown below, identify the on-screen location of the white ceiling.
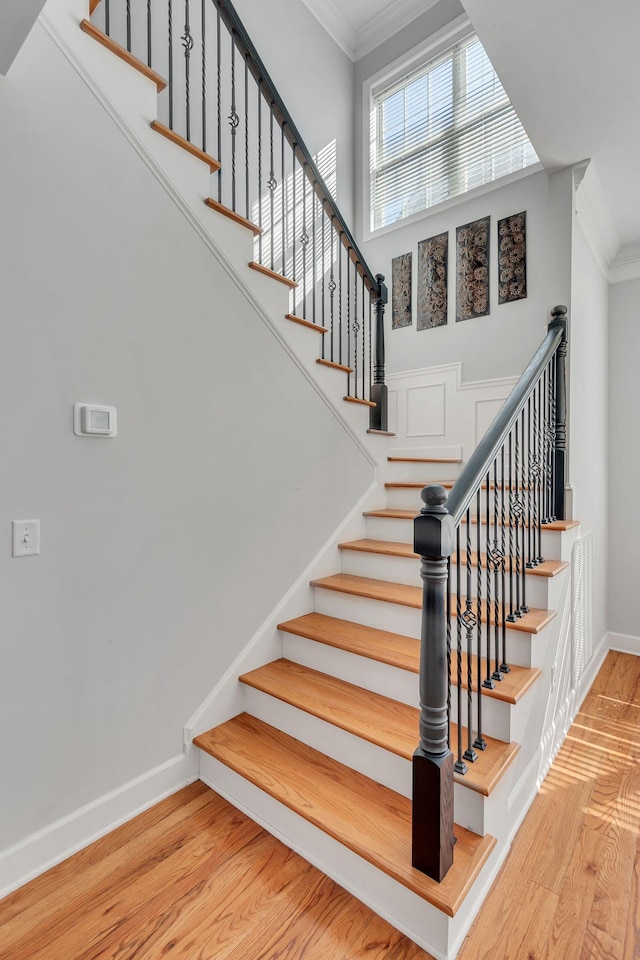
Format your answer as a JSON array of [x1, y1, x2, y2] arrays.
[[305, 0, 640, 259]]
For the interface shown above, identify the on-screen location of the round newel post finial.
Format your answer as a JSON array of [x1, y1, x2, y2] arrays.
[[421, 483, 448, 514], [551, 304, 567, 320]]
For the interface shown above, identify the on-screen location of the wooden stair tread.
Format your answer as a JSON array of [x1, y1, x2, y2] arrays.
[[344, 395, 376, 407], [388, 456, 462, 464], [385, 480, 538, 491], [80, 21, 167, 91], [311, 574, 555, 634], [278, 613, 539, 703], [204, 198, 262, 234], [316, 358, 353, 373], [285, 313, 327, 333], [151, 121, 220, 171], [249, 261, 298, 287], [339, 539, 568, 578], [364, 508, 579, 532], [239, 659, 519, 796], [194, 713, 496, 915]]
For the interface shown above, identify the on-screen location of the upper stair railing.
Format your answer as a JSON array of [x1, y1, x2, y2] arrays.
[[89, 0, 388, 427], [412, 305, 568, 881]]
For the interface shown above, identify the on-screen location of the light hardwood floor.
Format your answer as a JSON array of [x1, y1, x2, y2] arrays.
[[0, 651, 637, 959]]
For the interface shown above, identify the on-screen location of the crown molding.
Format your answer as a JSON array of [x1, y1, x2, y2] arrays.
[[301, 0, 437, 61], [573, 158, 620, 280], [355, 0, 440, 60], [609, 241, 640, 285]]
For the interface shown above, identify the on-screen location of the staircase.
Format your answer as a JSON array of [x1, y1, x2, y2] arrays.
[[40, 3, 581, 956], [194, 452, 579, 957]]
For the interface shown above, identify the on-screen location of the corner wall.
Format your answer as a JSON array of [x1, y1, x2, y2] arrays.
[[0, 17, 371, 889]]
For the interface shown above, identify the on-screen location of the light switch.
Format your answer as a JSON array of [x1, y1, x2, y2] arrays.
[[74, 403, 117, 437], [12, 520, 40, 558]]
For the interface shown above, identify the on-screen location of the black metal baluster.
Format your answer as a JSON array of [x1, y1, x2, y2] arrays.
[[312, 191, 317, 325], [256, 82, 263, 258], [507, 431, 515, 622], [526, 397, 533, 568], [338, 240, 343, 365], [168, 0, 174, 130], [346, 253, 351, 379], [352, 263, 358, 398], [229, 35, 237, 210], [216, 6, 221, 201], [536, 377, 544, 563], [549, 357, 557, 520], [520, 409, 528, 614], [513, 419, 522, 616], [368, 295, 373, 400], [182, 0, 193, 142], [105, 0, 110, 36], [321, 210, 326, 349], [361, 275, 366, 400], [200, 0, 206, 151], [491, 458, 503, 681], [269, 107, 275, 272], [301, 166, 308, 318], [463, 510, 477, 764], [147, 0, 152, 67], [500, 445, 509, 672], [329, 228, 335, 361], [244, 58, 249, 221], [281, 125, 286, 279], [126, 0, 131, 52], [474, 489, 486, 750], [291, 145, 296, 310], [483, 473, 494, 689], [454, 527, 467, 774]]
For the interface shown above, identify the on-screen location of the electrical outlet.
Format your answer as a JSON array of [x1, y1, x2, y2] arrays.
[[12, 520, 40, 558]]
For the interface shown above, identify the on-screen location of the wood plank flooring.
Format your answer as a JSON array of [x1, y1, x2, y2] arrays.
[[457, 649, 640, 960], [1, 651, 637, 959]]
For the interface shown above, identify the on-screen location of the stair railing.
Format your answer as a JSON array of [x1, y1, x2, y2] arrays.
[[412, 305, 568, 881], [90, 0, 388, 427]]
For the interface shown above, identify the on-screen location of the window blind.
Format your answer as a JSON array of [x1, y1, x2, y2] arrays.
[[371, 34, 538, 230]]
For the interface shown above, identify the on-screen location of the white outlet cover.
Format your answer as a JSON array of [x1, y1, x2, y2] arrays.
[[12, 519, 40, 558]]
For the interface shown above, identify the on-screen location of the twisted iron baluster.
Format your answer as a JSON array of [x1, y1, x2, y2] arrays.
[[352, 263, 358, 398], [200, 0, 205, 149], [126, 0, 131, 52], [338, 240, 343, 365], [483, 473, 493, 688], [549, 357, 557, 520], [519, 409, 528, 614], [169, 0, 174, 130], [454, 526, 467, 774], [216, 7, 221, 201], [526, 397, 533, 568], [491, 458, 503, 680], [507, 430, 516, 622], [182, 1, 193, 142], [536, 376, 544, 562], [463, 509, 477, 763]]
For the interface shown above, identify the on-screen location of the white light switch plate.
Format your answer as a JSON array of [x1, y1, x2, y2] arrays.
[[12, 520, 40, 557]]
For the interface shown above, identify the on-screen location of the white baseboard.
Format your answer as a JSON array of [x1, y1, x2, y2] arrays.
[[0, 753, 187, 899], [607, 631, 640, 657]]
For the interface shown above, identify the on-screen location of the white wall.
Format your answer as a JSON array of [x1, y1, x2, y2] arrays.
[[0, 0, 47, 74], [233, 0, 355, 222], [608, 278, 640, 638], [0, 20, 371, 867], [569, 217, 609, 646], [351, 2, 563, 383]]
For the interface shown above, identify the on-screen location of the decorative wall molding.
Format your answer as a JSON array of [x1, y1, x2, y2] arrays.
[[0, 755, 187, 899], [301, 0, 438, 61], [387, 362, 516, 459], [609, 241, 640, 285]]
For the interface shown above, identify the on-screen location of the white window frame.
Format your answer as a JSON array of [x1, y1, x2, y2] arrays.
[[362, 16, 542, 240]]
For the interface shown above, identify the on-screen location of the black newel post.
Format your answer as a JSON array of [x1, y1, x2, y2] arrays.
[[412, 484, 456, 881], [369, 273, 388, 432], [549, 305, 568, 521]]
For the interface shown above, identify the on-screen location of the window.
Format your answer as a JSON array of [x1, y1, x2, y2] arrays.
[[370, 31, 538, 231]]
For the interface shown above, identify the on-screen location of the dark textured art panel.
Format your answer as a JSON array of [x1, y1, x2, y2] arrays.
[[456, 216, 490, 322], [392, 252, 412, 329], [417, 232, 448, 330], [498, 211, 527, 303]]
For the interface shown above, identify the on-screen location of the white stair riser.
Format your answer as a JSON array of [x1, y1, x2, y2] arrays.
[[198, 752, 462, 960], [241, 686, 487, 836], [384, 462, 462, 483], [312, 587, 536, 668], [339, 549, 556, 610], [364, 515, 571, 561], [281, 632, 513, 742], [385, 486, 437, 511]]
